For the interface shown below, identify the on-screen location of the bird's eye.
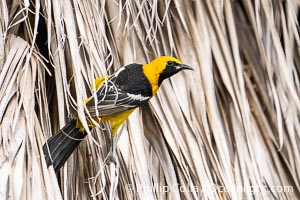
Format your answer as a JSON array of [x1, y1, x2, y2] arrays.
[[167, 61, 173, 66]]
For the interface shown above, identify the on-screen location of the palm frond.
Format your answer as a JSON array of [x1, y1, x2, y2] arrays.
[[0, 0, 299, 199]]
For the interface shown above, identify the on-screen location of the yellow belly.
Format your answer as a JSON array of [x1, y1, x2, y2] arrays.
[[101, 109, 135, 137], [76, 109, 135, 137]]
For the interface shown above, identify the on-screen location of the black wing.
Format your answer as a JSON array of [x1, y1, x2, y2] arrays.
[[85, 64, 153, 117]]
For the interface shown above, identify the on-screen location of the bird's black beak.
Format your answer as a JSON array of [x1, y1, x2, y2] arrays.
[[176, 64, 193, 71]]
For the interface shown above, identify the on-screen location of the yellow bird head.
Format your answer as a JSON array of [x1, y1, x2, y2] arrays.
[[143, 56, 192, 93]]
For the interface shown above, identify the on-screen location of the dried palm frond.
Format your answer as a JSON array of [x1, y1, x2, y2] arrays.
[[0, 0, 299, 199]]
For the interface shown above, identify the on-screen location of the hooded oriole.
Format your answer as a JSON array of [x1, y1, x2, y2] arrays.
[[43, 56, 192, 172]]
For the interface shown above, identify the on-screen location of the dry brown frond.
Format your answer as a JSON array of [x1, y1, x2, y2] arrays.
[[1, 0, 299, 199]]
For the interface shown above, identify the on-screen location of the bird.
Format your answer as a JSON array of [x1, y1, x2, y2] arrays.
[[42, 56, 192, 172]]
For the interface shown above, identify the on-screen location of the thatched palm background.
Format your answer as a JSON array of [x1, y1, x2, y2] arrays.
[[0, 0, 299, 199]]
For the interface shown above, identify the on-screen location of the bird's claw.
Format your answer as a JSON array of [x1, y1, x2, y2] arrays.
[[104, 154, 117, 165], [103, 149, 118, 166]]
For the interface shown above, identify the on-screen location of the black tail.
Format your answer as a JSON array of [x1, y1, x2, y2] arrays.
[[42, 119, 87, 172]]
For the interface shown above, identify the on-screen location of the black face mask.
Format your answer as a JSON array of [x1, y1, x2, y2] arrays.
[[158, 61, 193, 85]]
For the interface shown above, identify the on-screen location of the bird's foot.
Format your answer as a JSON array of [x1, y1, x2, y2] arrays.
[[103, 149, 118, 166]]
